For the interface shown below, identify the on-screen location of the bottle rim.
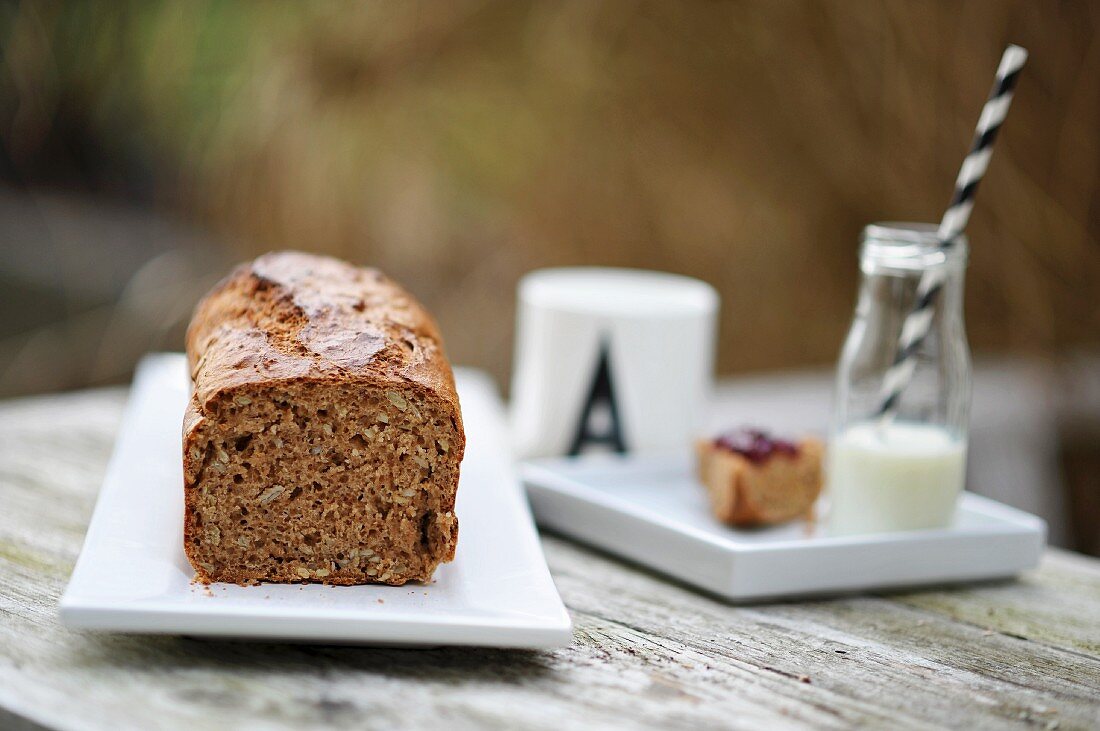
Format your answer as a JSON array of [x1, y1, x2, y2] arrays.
[[860, 222, 969, 270]]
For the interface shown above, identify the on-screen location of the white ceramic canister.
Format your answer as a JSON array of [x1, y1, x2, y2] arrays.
[[511, 268, 718, 460]]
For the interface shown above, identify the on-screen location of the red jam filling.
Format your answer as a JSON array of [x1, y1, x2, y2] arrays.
[[713, 428, 799, 464]]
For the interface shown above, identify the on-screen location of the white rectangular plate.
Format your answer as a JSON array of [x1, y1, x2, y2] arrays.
[[523, 454, 1046, 602], [60, 353, 572, 648]]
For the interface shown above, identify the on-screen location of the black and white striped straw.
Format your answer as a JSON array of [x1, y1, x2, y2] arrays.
[[876, 44, 1028, 419]]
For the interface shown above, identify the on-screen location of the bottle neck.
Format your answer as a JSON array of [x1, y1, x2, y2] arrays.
[[858, 222, 968, 315], [859, 222, 969, 274]]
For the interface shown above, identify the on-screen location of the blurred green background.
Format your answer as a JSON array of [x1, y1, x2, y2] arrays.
[[1, 1, 1098, 551]]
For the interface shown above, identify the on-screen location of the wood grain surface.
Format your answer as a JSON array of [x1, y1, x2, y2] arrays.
[[1, 387, 1098, 731]]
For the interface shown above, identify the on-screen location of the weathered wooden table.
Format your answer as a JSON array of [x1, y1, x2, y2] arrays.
[[2, 387, 1099, 731]]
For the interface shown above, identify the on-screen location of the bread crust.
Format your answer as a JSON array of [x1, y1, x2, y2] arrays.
[[185, 252, 462, 423], [183, 252, 464, 584]]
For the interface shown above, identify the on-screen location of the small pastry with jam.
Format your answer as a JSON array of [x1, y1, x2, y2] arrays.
[[695, 428, 823, 527]]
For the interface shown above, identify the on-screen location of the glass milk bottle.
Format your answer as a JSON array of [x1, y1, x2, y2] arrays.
[[828, 223, 972, 535]]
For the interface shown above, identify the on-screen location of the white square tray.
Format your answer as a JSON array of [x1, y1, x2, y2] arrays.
[[522, 454, 1046, 602], [60, 354, 572, 648]]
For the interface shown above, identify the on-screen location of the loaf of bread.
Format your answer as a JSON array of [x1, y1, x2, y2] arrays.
[[183, 252, 464, 585], [696, 429, 822, 527]]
